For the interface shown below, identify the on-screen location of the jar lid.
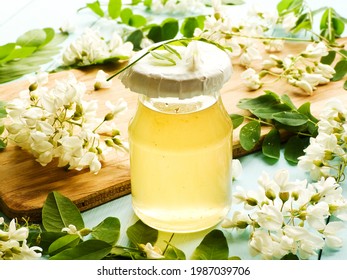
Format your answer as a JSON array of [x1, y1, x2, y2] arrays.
[[120, 40, 232, 99]]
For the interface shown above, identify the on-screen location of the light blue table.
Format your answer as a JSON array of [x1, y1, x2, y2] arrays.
[[1, 0, 347, 261]]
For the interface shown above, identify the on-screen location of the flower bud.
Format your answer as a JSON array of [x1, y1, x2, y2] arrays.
[[79, 228, 92, 237], [104, 113, 114, 121], [310, 193, 321, 203], [29, 82, 38, 92], [265, 189, 276, 201], [112, 137, 122, 146], [236, 220, 249, 229], [291, 191, 299, 201], [246, 197, 258, 206], [298, 211, 307, 220], [279, 191, 289, 203]]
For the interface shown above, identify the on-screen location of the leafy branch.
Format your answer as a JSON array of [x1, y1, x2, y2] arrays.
[[33, 191, 232, 260], [230, 90, 318, 163]]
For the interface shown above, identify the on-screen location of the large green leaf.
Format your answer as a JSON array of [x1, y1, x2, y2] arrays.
[[191, 230, 229, 260], [272, 111, 308, 126], [49, 239, 112, 260], [48, 234, 81, 256], [284, 135, 309, 163], [126, 220, 158, 247], [42, 191, 85, 232], [92, 217, 121, 245], [16, 29, 47, 48], [262, 128, 281, 160], [0, 31, 67, 84], [240, 121, 261, 151]]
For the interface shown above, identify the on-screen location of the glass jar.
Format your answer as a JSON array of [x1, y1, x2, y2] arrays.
[[121, 40, 233, 233]]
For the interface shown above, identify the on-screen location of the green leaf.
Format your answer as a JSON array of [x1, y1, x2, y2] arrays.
[[126, 29, 143, 51], [16, 29, 47, 47], [332, 17, 345, 35], [332, 59, 347, 81], [321, 50, 336, 65], [120, 7, 133, 24], [86, 1, 104, 17], [42, 191, 84, 232], [273, 111, 308, 126], [38, 231, 66, 254], [126, 220, 158, 247], [48, 234, 81, 256], [284, 135, 309, 163], [280, 94, 297, 110], [161, 18, 179, 41], [0, 101, 7, 118], [91, 217, 120, 245], [147, 25, 162, 43], [0, 139, 6, 150], [163, 44, 181, 60], [281, 253, 299, 260], [0, 43, 16, 61], [239, 121, 261, 151], [262, 128, 281, 160], [229, 114, 244, 129], [252, 104, 292, 119], [0, 46, 37, 65], [49, 239, 112, 260], [150, 50, 176, 65], [164, 243, 186, 260], [344, 79, 347, 90], [108, 0, 122, 19], [237, 92, 279, 110], [0, 32, 67, 84], [41, 28, 55, 47], [297, 102, 318, 136], [191, 230, 229, 260], [180, 17, 200, 38], [129, 14, 147, 28]]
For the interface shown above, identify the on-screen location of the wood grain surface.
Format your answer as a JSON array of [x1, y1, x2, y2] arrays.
[[0, 40, 346, 221]]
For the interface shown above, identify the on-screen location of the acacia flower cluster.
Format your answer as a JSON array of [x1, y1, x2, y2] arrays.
[[222, 169, 347, 260], [62, 28, 134, 67], [256, 42, 335, 94], [5, 71, 127, 174], [0, 218, 42, 260], [298, 99, 347, 181], [149, 0, 205, 15]]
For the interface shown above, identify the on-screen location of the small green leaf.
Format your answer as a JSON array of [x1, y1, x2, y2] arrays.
[[281, 253, 299, 260], [262, 128, 280, 160], [284, 135, 309, 163], [161, 18, 179, 41], [164, 243, 186, 260], [321, 51, 336, 65], [332, 59, 347, 81], [49, 239, 112, 260], [150, 51, 176, 65], [297, 102, 318, 136], [126, 29, 143, 51], [273, 111, 308, 126], [48, 234, 80, 256], [86, 1, 104, 17], [229, 114, 244, 129], [280, 94, 297, 110], [92, 217, 120, 245], [191, 230, 229, 260], [120, 7, 133, 24], [38, 232, 66, 254], [180, 17, 200, 38], [163, 44, 181, 60], [42, 191, 85, 232], [108, 0, 122, 19], [129, 14, 147, 28], [332, 17, 345, 35], [344, 79, 347, 90], [0, 101, 7, 118], [41, 28, 55, 47], [126, 220, 158, 247], [239, 121, 261, 151], [16, 29, 47, 47], [147, 25, 162, 43], [0, 139, 6, 150], [0, 46, 37, 64]]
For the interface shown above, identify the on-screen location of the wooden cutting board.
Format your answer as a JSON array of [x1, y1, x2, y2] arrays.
[[0, 40, 346, 221]]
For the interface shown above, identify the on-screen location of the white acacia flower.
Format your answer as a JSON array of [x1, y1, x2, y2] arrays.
[[281, 12, 298, 32], [302, 42, 329, 59], [323, 221, 344, 248], [264, 39, 284, 53], [288, 78, 313, 95], [306, 201, 330, 230], [231, 159, 242, 180], [140, 243, 165, 259], [241, 68, 262, 90], [315, 63, 336, 79], [256, 204, 283, 231], [94, 70, 112, 90], [249, 230, 276, 259], [221, 210, 251, 229]]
